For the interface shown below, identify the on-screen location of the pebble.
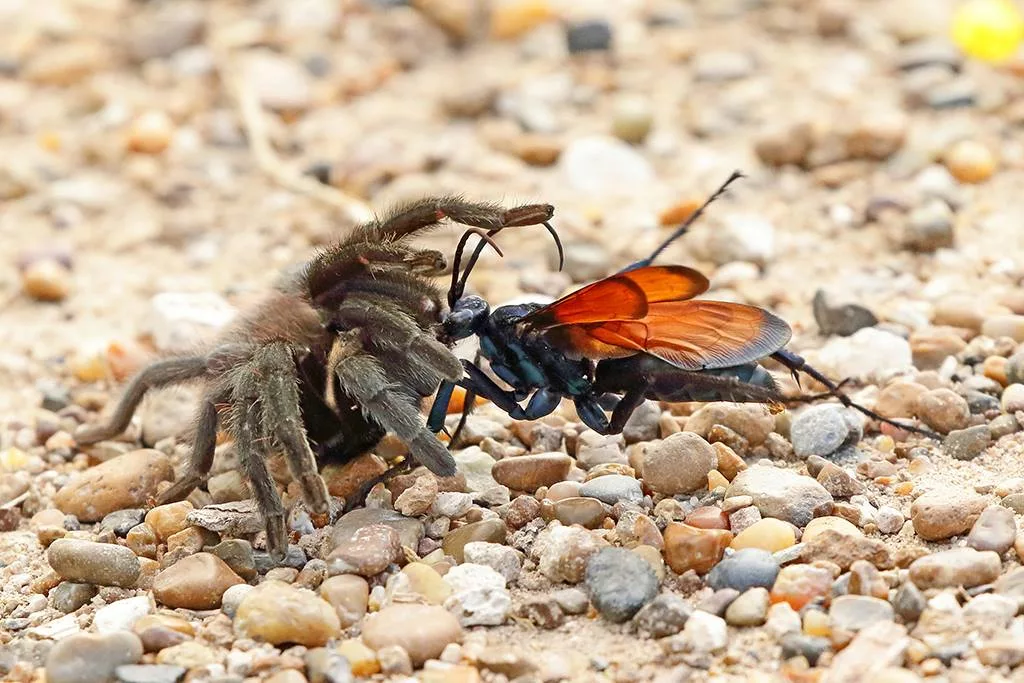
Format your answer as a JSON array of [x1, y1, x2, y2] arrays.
[[233, 580, 341, 647], [93, 596, 152, 634], [443, 563, 511, 626], [492, 454, 572, 491], [45, 632, 143, 683], [967, 505, 1017, 553], [790, 405, 861, 458], [633, 594, 692, 637], [662, 522, 732, 575], [152, 553, 243, 609], [578, 474, 643, 505], [726, 465, 834, 527], [702, 214, 775, 267], [908, 548, 1001, 588], [327, 524, 401, 577], [724, 587, 770, 627], [829, 595, 895, 632], [536, 523, 608, 583], [22, 258, 72, 302], [678, 611, 729, 653], [463, 542, 522, 584], [320, 574, 369, 626], [942, 425, 992, 461], [48, 539, 141, 588], [707, 548, 780, 593], [686, 403, 775, 447], [944, 139, 996, 183], [915, 388, 969, 433], [910, 487, 988, 540], [559, 136, 655, 198], [394, 475, 438, 516], [50, 581, 98, 613], [54, 450, 172, 522], [442, 518, 507, 563], [584, 548, 659, 623], [770, 565, 833, 610], [812, 289, 878, 337], [565, 19, 613, 53], [730, 518, 796, 553], [641, 432, 716, 495], [362, 604, 463, 666]]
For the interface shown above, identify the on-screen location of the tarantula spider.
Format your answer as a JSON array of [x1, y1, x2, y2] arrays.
[[74, 198, 557, 561]]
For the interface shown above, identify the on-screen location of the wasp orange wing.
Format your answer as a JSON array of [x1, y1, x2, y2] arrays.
[[523, 265, 710, 328], [543, 300, 793, 371]]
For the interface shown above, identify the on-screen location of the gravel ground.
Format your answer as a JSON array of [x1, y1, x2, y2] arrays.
[[4, 0, 1024, 681]]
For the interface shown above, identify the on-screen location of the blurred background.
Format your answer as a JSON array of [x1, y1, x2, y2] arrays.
[[3, 0, 1024, 416]]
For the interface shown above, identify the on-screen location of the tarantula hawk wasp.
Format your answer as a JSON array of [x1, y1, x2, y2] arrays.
[[73, 197, 560, 561], [428, 171, 939, 444]]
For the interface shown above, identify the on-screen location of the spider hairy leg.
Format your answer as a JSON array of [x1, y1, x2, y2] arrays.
[[257, 343, 331, 516], [74, 356, 208, 444]]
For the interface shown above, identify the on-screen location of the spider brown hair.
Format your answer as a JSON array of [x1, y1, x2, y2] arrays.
[[74, 197, 555, 561]]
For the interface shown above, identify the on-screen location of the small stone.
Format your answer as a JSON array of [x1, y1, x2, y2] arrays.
[[915, 388, 969, 433], [463, 542, 522, 584], [910, 488, 987, 540], [967, 505, 1017, 553], [726, 465, 834, 527], [791, 405, 861, 458], [442, 519, 507, 563], [46, 632, 143, 683], [679, 611, 728, 653], [707, 548, 780, 593], [942, 425, 991, 461], [770, 565, 833, 611], [47, 539, 141, 587], [944, 139, 996, 184], [812, 289, 878, 337], [361, 604, 463, 666], [730, 518, 796, 553], [908, 548, 1001, 589], [93, 596, 152, 634], [662, 522, 732, 575], [535, 524, 608, 583], [54, 450, 172, 522], [233, 580, 341, 647], [49, 582, 98, 613], [22, 258, 72, 302], [394, 475, 438, 516], [320, 574, 369, 627], [585, 548, 659, 623], [326, 524, 401, 577], [579, 474, 642, 505], [642, 432, 716, 495], [566, 19, 612, 53], [114, 664, 187, 683], [152, 553, 243, 609], [492, 454, 572, 492]]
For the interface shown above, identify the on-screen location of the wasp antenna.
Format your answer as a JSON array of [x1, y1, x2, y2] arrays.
[[626, 169, 745, 271]]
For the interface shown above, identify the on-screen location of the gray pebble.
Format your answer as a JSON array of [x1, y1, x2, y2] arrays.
[[633, 593, 693, 637], [49, 582, 98, 613], [579, 475, 643, 505], [942, 425, 991, 461], [99, 510, 146, 537], [46, 632, 143, 683], [47, 539, 140, 588], [585, 548, 659, 623], [115, 664, 186, 683], [790, 405, 861, 458], [707, 548, 780, 593]]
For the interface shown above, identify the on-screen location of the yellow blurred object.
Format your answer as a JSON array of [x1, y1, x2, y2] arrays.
[[951, 0, 1024, 62]]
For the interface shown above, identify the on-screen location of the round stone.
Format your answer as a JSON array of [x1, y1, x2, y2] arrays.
[[233, 580, 341, 647], [584, 547, 659, 623], [642, 432, 716, 495], [47, 539, 141, 587], [152, 552, 244, 609], [361, 604, 463, 666]]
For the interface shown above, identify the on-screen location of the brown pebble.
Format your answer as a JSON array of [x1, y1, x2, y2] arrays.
[[152, 552, 243, 609]]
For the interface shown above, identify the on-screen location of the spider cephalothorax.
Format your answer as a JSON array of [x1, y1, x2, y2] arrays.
[[74, 197, 556, 561]]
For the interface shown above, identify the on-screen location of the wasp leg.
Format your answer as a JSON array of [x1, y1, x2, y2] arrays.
[[770, 349, 940, 439]]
